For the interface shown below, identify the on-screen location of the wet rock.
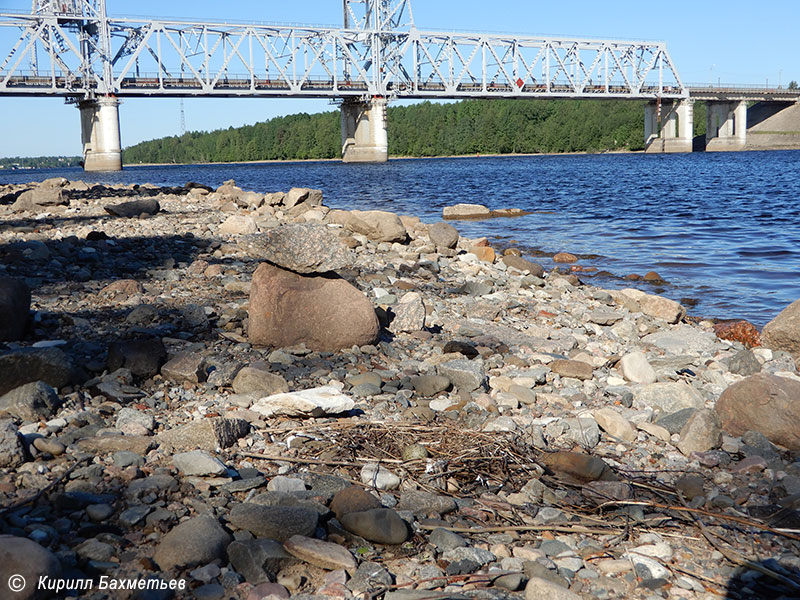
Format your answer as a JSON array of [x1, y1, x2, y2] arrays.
[[229, 504, 318, 542], [428, 222, 459, 250], [550, 359, 593, 381], [232, 366, 289, 396], [153, 515, 232, 571], [0, 419, 26, 468], [251, 386, 354, 418], [241, 223, 352, 274], [284, 535, 356, 571], [0, 381, 60, 421], [107, 338, 167, 379], [228, 539, 297, 585], [553, 252, 578, 263], [329, 209, 408, 243], [677, 409, 722, 456], [249, 262, 379, 351], [713, 320, 761, 348], [437, 359, 486, 392], [0, 347, 73, 396], [339, 508, 409, 544], [330, 486, 382, 519], [104, 197, 160, 217], [0, 535, 62, 600], [0, 277, 30, 341], [619, 352, 657, 384], [442, 203, 491, 220], [161, 352, 206, 383], [173, 450, 228, 476], [157, 418, 250, 451], [716, 374, 800, 449], [389, 292, 426, 334], [762, 299, 800, 365]]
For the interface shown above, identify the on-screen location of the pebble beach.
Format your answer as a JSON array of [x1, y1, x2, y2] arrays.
[[0, 177, 799, 600]]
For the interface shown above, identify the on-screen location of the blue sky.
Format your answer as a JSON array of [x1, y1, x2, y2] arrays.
[[0, 0, 797, 158]]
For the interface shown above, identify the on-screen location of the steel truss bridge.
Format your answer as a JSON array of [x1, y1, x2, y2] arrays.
[[0, 0, 688, 101]]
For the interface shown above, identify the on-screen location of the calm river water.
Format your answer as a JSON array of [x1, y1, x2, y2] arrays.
[[3, 150, 799, 327]]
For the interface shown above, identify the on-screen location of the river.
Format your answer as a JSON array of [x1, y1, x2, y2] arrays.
[[2, 150, 798, 327]]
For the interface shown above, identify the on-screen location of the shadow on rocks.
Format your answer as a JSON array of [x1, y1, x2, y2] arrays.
[[725, 560, 800, 600]]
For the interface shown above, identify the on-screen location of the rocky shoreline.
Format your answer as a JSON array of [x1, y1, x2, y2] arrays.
[[0, 177, 799, 600]]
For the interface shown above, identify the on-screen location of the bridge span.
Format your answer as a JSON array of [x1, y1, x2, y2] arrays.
[[1, 1, 798, 169]]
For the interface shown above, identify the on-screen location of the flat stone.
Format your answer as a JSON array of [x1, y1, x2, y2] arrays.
[[157, 417, 250, 451], [442, 203, 491, 220], [251, 386, 354, 418], [173, 450, 228, 476], [229, 504, 318, 541], [77, 435, 155, 456], [436, 359, 486, 392], [339, 508, 409, 544], [161, 352, 206, 383], [642, 325, 716, 354], [549, 359, 593, 381], [153, 515, 232, 571], [396, 490, 458, 517], [227, 539, 297, 585], [284, 535, 356, 571], [633, 382, 704, 413], [240, 223, 353, 274], [0, 380, 60, 421], [232, 366, 289, 396], [588, 311, 623, 326]]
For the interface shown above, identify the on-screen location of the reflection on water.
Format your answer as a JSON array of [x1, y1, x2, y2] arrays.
[[3, 149, 799, 326]]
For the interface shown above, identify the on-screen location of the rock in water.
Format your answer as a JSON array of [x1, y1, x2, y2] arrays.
[[715, 374, 800, 450], [762, 299, 800, 366], [240, 224, 353, 274], [0, 277, 30, 342], [104, 197, 160, 217], [442, 203, 491, 220], [248, 262, 379, 351]]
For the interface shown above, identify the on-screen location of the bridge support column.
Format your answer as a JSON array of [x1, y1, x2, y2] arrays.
[[644, 100, 693, 153], [705, 100, 747, 151], [341, 97, 388, 163], [79, 96, 122, 171]]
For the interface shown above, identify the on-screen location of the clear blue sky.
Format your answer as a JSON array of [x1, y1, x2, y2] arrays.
[[0, 0, 796, 158]]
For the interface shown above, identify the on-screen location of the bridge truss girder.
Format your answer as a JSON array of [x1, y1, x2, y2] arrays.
[[0, 1, 687, 101]]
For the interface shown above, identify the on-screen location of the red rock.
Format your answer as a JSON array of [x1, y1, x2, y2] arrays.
[[553, 252, 578, 263], [248, 262, 379, 351], [713, 320, 761, 348], [716, 374, 800, 450]]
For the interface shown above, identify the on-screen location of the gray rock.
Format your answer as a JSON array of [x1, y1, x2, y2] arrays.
[[525, 577, 582, 600], [266, 476, 306, 493], [228, 539, 297, 584], [620, 352, 657, 384], [360, 463, 401, 490], [0, 381, 60, 421], [284, 535, 356, 571], [588, 310, 623, 326], [441, 546, 496, 566], [727, 349, 762, 376], [437, 359, 486, 392], [161, 352, 206, 383], [429, 528, 467, 552], [389, 292, 426, 334], [32, 437, 65, 456], [502, 255, 545, 277], [347, 561, 393, 592], [633, 382, 704, 413], [232, 366, 289, 396], [173, 450, 228, 476], [284, 187, 323, 209], [642, 325, 717, 354], [656, 407, 698, 435], [153, 515, 232, 572], [428, 222, 459, 250], [107, 338, 167, 379], [396, 490, 458, 517], [0, 277, 30, 342], [157, 418, 250, 451], [678, 409, 722, 456], [241, 223, 352, 274], [410, 375, 451, 397], [339, 508, 409, 544], [0, 419, 26, 468], [229, 504, 318, 541], [116, 407, 155, 435], [104, 197, 160, 217], [0, 347, 73, 396], [0, 535, 62, 600], [563, 417, 600, 449], [86, 503, 115, 522], [119, 505, 153, 527]]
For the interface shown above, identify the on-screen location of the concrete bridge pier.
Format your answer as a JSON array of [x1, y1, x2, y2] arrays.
[[644, 99, 693, 153], [79, 96, 122, 171], [705, 100, 747, 151], [341, 97, 388, 163]]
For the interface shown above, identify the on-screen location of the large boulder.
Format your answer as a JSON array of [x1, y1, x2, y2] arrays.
[[249, 262, 379, 351], [0, 536, 62, 600], [0, 277, 30, 341], [428, 222, 459, 250], [11, 186, 67, 211], [762, 299, 800, 366], [328, 210, 407, 243], [442, 203, 491, 220], [0, 347, 73, 396], [239, 224, 353, 274], [715, 374, 800, 450]]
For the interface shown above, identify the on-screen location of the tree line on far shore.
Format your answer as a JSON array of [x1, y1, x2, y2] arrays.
[[122, 98, 711, 164]]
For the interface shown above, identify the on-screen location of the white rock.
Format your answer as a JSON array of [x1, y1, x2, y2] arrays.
[[219, 215, 257, 235], [251, 386, 354, 418], [360, 463, 401, 490], [623, 552, 671, 580], [619, 352, 657, 384], [593, 407, 637, 442], [173, 450, 228, 477], [637, 422, 671, 442]]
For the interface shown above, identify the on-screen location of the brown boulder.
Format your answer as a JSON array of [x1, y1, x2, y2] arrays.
[[762, 299, 800, 365], [248, 262, 379, 351], [716, 374, 800, 450]]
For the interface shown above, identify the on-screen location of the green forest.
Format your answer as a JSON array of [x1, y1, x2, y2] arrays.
[[0, 155, 81, 169], [122, 98, 708, 164]]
